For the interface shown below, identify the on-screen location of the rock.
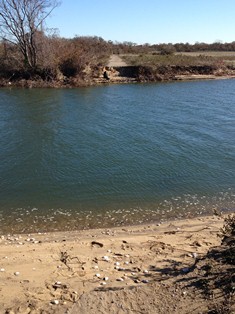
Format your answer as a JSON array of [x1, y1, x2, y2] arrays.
[[51, 299, 59, 305], [0, 268, 5, 272], [142, 279, 149, 283], [95, 273, 101, 278], [14, 272, 20, 276], [116, 278, 124, 282]]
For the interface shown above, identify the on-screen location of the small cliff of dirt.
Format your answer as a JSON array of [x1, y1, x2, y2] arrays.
[[1, 64, 235, 88], [94, 64, 235, 84]]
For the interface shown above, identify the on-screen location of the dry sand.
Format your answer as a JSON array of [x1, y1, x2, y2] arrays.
[[0, 214, 231, 313]]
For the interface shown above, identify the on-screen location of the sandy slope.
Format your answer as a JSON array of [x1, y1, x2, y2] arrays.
[[107, 55, 128, 67], [0, 215, 229, 313]]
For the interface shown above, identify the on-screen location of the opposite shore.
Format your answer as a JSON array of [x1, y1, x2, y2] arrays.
[[1, 63, 235, 89]]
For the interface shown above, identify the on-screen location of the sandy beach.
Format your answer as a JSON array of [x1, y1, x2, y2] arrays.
[[1, 214, 233, 314]]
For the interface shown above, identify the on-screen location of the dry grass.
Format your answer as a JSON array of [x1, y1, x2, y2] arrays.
[[122, 52, 235, 67]]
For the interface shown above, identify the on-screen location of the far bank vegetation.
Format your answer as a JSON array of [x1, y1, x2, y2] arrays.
[[1, 0, 235, 87]]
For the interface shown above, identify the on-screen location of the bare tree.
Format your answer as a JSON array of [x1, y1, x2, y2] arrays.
[[0, 0, 60, 70]]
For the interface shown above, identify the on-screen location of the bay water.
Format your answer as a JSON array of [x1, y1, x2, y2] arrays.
[[0, 80, 234, 233]]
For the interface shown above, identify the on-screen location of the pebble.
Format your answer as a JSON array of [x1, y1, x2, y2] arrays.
[[192, 252, 198, 259], [103, 277, 109, 281], [55, 281, 62, 285], [14, 272, 20, 276], [51, 299, 59, 305], [142, 279, 149, 284], [143, 270, 149, 274], [124, 261, 129, 265], [102, 256, 110, 262], [114, 262, 120, 266], [134, 279, 141, 283], [95, 273, 101, 278], [0, 268, 5, 272], [116, 278, 124, 282], [100, 282, 106, 286], [118, 267, 126, 271]]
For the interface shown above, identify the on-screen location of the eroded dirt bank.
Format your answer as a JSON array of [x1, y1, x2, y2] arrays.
[[1, 64, 235, 88]]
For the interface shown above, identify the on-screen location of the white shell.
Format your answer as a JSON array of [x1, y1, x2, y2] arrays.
[[102, 256, 110, 262]]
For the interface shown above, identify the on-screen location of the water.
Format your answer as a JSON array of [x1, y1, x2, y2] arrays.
[[0, 80, 235, 233]]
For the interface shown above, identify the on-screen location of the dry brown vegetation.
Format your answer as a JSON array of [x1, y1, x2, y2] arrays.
[[1, 6, 235, 88]]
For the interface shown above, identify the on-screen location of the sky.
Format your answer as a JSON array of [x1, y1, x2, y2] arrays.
[[46, 0, 235, 45]]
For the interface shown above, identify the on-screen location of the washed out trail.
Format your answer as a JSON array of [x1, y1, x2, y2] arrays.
[[107, 54, 128, 67]]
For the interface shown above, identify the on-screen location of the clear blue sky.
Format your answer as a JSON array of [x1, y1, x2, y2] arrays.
[[46, 0, 235, 44]]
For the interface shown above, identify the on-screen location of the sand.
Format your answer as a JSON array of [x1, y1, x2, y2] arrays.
[[0, 214, 231, 313], [107, 55, 128, 67]]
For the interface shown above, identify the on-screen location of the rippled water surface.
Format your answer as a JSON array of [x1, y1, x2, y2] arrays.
[[0, 80, 234, 233]]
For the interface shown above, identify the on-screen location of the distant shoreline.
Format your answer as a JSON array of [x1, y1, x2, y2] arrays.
[[1, 64, 235, 88]]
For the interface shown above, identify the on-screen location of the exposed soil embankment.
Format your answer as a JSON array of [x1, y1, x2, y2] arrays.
[[1, 64, 235, 88], [103, 64, 235, 83]]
